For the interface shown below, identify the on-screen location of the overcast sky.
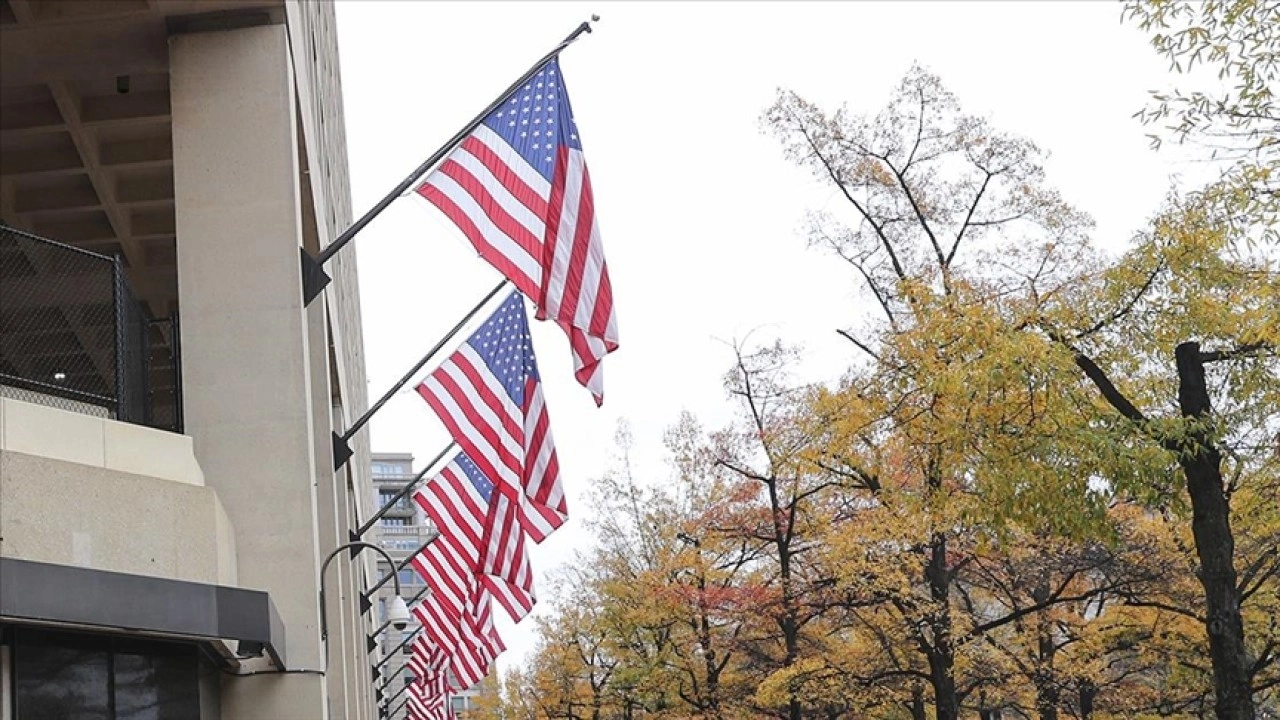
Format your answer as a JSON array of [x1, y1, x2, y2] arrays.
[[333, 1, 1201, 670]]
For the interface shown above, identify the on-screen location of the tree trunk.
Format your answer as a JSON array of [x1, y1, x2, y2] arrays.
[[1076, 678, 1096, 719], [765, 476, 802, 720], [926, 531, 959, 720], [910, 684, 927, 720], [1175, 342, 1255, 720], [696, 560, 723, 717], [1034, 579, 1059, 720], [782, 609, 801, 720]]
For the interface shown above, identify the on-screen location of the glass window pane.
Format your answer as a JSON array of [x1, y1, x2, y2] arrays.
[[14, 630, 109, 720], [113, 647, 199, 720]]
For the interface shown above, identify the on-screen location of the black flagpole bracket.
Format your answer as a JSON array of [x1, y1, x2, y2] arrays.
[[360, 592, 373, 616], [332, 431, 354, 472], [300, 248, 331, 305]]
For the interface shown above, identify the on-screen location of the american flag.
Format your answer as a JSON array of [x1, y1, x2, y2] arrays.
[[416, 291, 566, 545], [407, 634, 443, 681], [409, 536, 514, 654], [416, 57, 619, 405], [406, 666, 451, 720], [410, 586, 504, 692], [412, 452, 535, 621], [406, 638, 449, 720]]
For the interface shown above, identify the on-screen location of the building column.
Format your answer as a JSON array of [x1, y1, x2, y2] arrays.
[[170, 23, 326, 719]]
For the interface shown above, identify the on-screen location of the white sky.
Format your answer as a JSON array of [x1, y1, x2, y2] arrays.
[[333, 1, 1201, 670]]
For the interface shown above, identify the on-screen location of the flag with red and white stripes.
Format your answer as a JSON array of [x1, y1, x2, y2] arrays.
[[416, 291, 566, 546], [406, 638, 449, 720], [406, 669, 451, 720], [416, 57, 618, 405], [406, 634, 443, 681], [410, 586, 504, 691], [408, 536, 510, 655], [412, 452, 535, 621]]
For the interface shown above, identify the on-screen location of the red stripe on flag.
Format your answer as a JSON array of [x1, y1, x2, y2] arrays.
[[437, 159, 544, 262], [416, 377, 520, 502], [557, 153, 597, 334], [538, 146, 570, 318], [416, 184, 540, 299], [459, 135, 550, 217], [447, 351, 523, 449]]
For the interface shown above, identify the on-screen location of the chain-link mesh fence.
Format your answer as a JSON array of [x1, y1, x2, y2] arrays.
[[0, 224, 181, 432], [147, 314, 183, 433], [114, 255, 150, 425]]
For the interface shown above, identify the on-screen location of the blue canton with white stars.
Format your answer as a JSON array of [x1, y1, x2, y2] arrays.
[[466, 291, 540, 408], [482, 57, 583, 182], [454, 452, 494, 504]]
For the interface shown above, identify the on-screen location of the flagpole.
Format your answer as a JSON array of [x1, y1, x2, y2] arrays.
[[350, 441, 456, 547], [384, 673, 418, 709], [301, 16, 599, 305], [384, 692, 410, 719], [332, 280, 508, 470], [363, 536, 438, 613], [375, 625, 422, 671], [377, 662, 414, 695]]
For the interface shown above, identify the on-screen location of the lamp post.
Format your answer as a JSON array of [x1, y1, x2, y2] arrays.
[[319, 541, 411, 646]]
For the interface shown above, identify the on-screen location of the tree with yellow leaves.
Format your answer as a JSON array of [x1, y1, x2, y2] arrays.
[[1030, 2, 1279, 716], [496, 5, 1277, 717], [763, 56, 1122, 718]]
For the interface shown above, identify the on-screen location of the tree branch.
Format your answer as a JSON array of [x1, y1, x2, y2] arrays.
[[1200, 341, 1272, 363], [843, 253, 900, 328], [884, 155, 948, 284], [812, 456, 883, 494], [947, 170, 992, 267], [1072, 352, 1148, 423], [1119, 597, 1204, 623], [714, 458, 771, 484], [836, 329, 882, 361], [1075, 258, 1166, 340], [795, 123, 909, 282]]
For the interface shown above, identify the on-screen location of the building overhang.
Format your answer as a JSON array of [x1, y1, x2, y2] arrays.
[[0, 557, 285, 668], [0, 0, 285, 320]]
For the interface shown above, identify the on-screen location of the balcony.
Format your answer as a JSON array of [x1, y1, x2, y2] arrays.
[[379, 525, 431, 537], [378, 525, 435, 554], [0, 224, 181, 431]]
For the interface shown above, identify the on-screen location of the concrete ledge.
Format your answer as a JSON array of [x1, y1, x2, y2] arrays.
[[0, 397, 205, 486], [0, 450, 237, 586]]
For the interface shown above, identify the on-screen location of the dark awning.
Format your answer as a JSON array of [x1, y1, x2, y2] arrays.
[[0, 557, 285, 668]]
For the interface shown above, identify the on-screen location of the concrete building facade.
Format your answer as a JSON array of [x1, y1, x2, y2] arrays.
[[0, 2, 390, 718]]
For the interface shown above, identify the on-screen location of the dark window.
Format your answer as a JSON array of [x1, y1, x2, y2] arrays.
[[12, 632, 109, 720], [12, 628, 200, 720]]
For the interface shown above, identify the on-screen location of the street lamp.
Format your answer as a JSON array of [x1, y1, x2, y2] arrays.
[[320, 541, 411, 646]]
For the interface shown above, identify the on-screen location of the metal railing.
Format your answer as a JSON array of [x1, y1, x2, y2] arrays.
[[379, 525, 436, 553], [0, 225, 182, 432], [379, 525, 432, 537]]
